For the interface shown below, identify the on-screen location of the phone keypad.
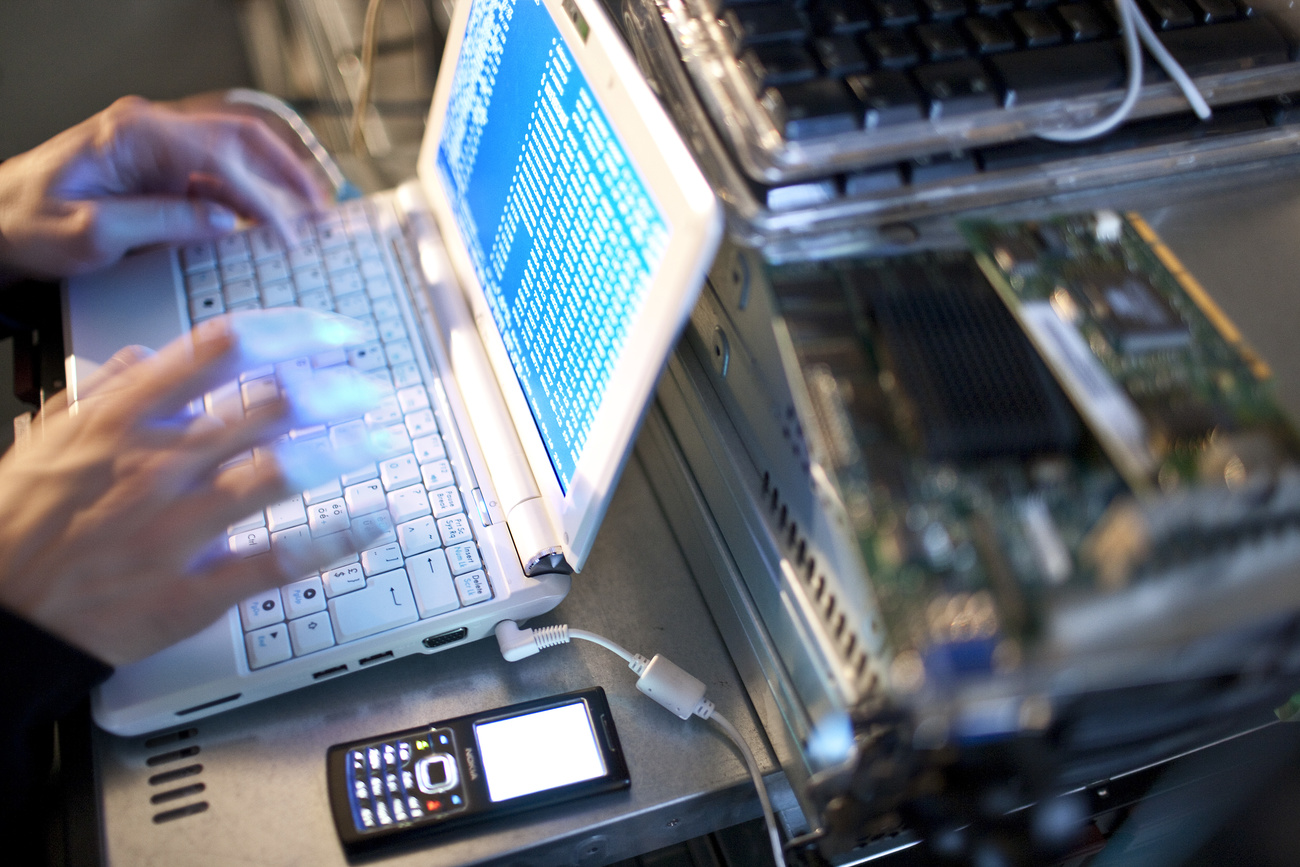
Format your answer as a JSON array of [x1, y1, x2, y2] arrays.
[[344, 726, 468, 831]]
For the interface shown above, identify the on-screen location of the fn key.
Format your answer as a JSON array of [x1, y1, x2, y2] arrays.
[[763, 80, 861, 140]]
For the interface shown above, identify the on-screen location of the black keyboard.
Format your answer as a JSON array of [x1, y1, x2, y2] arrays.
[[728, 0, 1287, 133], [634, 0, 1300, 188]]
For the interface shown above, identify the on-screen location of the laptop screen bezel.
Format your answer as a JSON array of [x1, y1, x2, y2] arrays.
[[415, 0, 720, 570]]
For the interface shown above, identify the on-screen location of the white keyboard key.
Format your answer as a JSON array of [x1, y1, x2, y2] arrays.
[[397, 515, 440, 557], [239, 588, 285, 631], [303, 479, 343, 504], [221, 258, 254, 281], [397, 386, 430, 413], [430, 486, 463, 519], [223, 279, 259, 307], [335, 289, 370, 318], [248, 226, 283, 261], [379, 454, 420, 490], [421, 460, 455, 491], [341, 462, 379, 487], [454, 571, 493, 606], [323, 562, 367, 596], [352, 511, 396, 547], [329, 570, 418, 643], [361, 543, 404, 576], [445, 542, 482, 575], [374, 423, 412, 458], [288, 245, 322, 270], [437, 515, 473, 546], [181, 241, 216, 272], [330, 417, 369, 448], [406, 550, 459, 618], [217, 233, 251, 263], [317, 222, 349, 250], [361, 258, 387, 279], [354, 237, 380, 259], [289, 611, 335, 655], [267, 494, 308, 532], [205, 380, 244, 424], [345, 480, 387, 516], [230, 527, 271, 558], [325, 248, 358, 272], [385, 340, 414, 367], [367, 276, 395, 299], [187, 268, 219, 294], [350, 341, 388, 372], [365, 394, 403, 427], [190, 292, 224, 321], [387, 484, 431, 524], [261, 280, 296, 307], [308, 498, 351, 537], [412, 434, 446, 464], [405, 409, 437, 439], [241, 376, 279, 410], [379, 319, 408, 344], [295, 264, 328, 291], [257, 257, 290, 283], [270, 524, 314, 563], [372, 297, 400, 320], [391, 361, 421, 389], [276, 356, 313, 383], [299, 290, 334, 313], [245, 623, 292, 669], [282, 575, 327, 618]]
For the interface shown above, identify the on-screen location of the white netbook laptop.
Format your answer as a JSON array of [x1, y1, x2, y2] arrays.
[[64, 0, 720, 736]]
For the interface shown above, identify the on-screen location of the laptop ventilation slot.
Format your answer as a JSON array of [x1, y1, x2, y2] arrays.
[[145, 728, 208, 824]]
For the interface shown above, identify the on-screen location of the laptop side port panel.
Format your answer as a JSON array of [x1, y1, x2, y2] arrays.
[[423, 628, 469, 649]]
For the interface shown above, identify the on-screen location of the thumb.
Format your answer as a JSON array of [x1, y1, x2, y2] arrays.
[[86, 196, 238, 260]]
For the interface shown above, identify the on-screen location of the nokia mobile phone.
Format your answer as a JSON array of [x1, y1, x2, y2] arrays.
[[326, 687, 629, 853]]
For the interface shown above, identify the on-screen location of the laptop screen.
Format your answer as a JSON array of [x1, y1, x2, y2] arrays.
[[433, 0, 671, 494]]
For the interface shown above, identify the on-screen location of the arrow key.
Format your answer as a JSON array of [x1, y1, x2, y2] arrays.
[[289, 610, 336, 655], [245, 623, 293, 669]]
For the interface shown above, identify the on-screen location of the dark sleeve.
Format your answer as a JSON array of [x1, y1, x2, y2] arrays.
[[0, 606, 112, 817]]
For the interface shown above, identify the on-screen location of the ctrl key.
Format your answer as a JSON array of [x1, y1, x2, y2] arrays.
[[245, 623, 293, 669]]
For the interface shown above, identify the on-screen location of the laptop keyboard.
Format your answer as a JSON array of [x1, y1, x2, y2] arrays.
[[722, 0, 1290, 139], [178, 200, 494, 671]]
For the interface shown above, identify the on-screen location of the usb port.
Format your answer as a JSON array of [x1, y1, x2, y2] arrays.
[[358, 651, 394, 666], [312, 665, 348, 680], [423, 628, 468, 649]]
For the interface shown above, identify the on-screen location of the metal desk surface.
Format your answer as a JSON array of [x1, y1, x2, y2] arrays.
[[92, 455, 784, 867]]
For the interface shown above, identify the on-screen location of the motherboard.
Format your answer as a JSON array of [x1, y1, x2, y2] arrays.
[[770, 212, 1300, 694]]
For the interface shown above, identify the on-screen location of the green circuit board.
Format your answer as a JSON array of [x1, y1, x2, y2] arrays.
[[771, 211, 1300, 685]]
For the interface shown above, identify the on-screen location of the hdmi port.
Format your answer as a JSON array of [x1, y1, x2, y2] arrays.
[[424, 628, 468, 648], [312, 665, 348, 680], [359, 651, 395, 666]]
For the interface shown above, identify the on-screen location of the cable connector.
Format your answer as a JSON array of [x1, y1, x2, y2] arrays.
[[494, 620, 570, 661], [636, 654, 710, 720]]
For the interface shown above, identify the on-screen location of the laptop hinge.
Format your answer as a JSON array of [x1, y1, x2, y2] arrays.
[[507, 500, 574, 575]]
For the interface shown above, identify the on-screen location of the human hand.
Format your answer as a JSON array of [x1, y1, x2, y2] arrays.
[[0, 308, 386, 666], [0, 95, 330, 283]]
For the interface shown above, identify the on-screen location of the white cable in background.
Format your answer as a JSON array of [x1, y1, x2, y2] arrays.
[[1039, 0, 1144, 141], [495, 621, 790, 867], [710, 708, 786, 867], [1039, 0, 1210, 142], [351, 0, 388, 156]]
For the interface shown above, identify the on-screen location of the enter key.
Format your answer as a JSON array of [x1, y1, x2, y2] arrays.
[[329, 570, 419, 643]]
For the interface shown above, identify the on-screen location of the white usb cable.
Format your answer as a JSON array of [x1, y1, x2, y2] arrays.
[[495, 621, 788, 867], [1040, 0, 1209, 142]]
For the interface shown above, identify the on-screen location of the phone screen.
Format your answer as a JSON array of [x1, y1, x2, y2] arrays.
[[474, 700, 608, 801]]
